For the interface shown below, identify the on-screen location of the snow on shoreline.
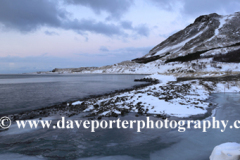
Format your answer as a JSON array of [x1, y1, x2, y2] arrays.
[[9, 73, 240, 121], [70, 74, 240, 118], [32, 57, 240, 77], [28, 60, 240, 119], [145, 74, 176, 84]]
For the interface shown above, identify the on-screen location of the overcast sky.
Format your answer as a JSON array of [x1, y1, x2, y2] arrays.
[[0, 0, 240, 73]]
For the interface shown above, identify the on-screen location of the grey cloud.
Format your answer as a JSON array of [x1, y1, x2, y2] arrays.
[[121, 21, 133, 29], [0, 0, 123, 36], [0, 0, 149, 38], [99, 46, 109, 52], [44, 30, 59, 36], [183, 0, 240, 16], [65, 0, 134, 19], [150, 0, 176, 10], [62, 19, 124, 36], [120, 21, 150, 37], [135, 24, 150, 37], [0, 0, 66, 32], [150, 0, 240, 17]]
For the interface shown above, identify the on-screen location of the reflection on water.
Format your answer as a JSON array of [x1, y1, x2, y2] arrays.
[[1, 89, 240, 159]]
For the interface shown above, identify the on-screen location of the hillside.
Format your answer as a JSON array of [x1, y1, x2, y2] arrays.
[[133, 12, 240, 63], [36, 12, 240, 77]]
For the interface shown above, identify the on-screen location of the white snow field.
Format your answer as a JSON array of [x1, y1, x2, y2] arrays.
[[70, 74, 240, 118]]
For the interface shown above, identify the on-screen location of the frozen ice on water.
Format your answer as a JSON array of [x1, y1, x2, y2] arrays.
[[210, 142, 240, 160]]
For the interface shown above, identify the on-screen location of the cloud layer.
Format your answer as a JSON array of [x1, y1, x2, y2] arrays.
[[0, 0, 149, 38], [1, 0, 240, 73], [65, 0, 134, 19], [0, 0, 65, 32], [150, 0, 240, 16], [1, 0, 239, 37]]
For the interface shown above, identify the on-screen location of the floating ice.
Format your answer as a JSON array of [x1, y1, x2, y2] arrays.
[[210, 142, 240, 160]]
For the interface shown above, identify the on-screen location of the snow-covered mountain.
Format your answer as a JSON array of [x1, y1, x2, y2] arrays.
[[37, 12, 240, 75], [133, 12, 240, 63]]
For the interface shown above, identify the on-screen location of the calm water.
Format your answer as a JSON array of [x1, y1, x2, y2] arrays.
[[1, 75, 240, 160], [0, 74, 147, 115]]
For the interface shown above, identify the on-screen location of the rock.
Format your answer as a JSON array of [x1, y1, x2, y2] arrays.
[[210, 142, 240, 160], [121, 109, 129, 116], [111, 112, 118, 117], [93, 104, 99, 109]]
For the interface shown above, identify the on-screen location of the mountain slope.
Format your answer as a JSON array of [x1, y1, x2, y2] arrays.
[[133, 12, 240, 63], [37, 12, 240, 75]]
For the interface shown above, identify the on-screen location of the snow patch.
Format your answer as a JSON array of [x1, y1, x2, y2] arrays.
[[83, 105, 94, 112], [72, 101, 82, 105], [146, 74, 176, 84], [155, 28, 207, 56]]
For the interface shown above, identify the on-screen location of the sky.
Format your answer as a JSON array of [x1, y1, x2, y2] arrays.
[[0, 0, 240, 73]]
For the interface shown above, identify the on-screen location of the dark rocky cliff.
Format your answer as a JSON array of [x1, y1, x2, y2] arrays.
[[133, 12, 240, 63]]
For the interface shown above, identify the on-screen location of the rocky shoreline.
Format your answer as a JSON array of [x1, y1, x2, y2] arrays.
[[5, 73, 240, 124], [6, 79, 158, 121]]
